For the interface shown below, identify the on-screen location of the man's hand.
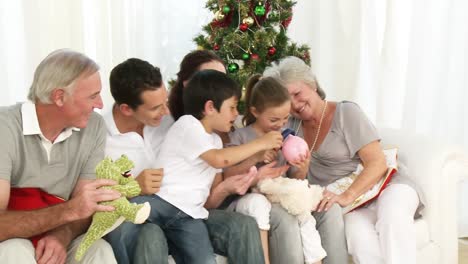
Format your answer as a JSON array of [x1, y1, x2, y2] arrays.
[[67, 179, 120, 221], [136, 169, 164, 195], [35, 232, 68, 264]]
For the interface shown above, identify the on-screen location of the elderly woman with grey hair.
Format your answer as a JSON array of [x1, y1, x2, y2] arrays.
[[263, 56, 424, 264]]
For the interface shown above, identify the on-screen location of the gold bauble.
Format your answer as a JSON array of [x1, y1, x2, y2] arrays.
[[215, 10, 225, 20], [242, 17, 254, 26]]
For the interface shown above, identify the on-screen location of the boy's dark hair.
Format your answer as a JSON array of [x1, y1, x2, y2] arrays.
[[169, 50, 225, 121], [109, 58, 163, 109], [183, 70, 241, 120], [243, 74, 290, 126]]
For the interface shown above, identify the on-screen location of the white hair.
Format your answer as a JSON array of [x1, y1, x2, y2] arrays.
[[263, 56, 326, 99], [27, 49, 99, 103]]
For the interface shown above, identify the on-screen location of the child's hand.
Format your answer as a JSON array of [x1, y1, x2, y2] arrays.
[[256, 161, 289, 182], [254, 149, 279, 164], [258, 131, 283, 150], [223, 167, 257, 195], [262, 149, 278, 163]]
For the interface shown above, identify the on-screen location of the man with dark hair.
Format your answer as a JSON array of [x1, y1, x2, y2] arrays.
[[104, 59, 269, 264]]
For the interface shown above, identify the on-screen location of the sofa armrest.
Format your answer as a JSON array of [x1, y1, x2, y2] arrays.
[[379, 128, 468, 263]]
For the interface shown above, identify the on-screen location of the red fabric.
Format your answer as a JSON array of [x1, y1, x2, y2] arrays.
[[7, 188, 65, 247], [347, 168, 397, 214]]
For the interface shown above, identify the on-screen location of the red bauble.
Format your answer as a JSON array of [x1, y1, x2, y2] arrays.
[[239, 23, 249, 32], [251, 54, 260, 60], [213, 44, 220, 50], [268, 47, 276, 56], [282, 16, 293, 28]]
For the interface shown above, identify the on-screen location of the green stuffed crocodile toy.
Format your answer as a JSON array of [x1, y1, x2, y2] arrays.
[[75, 155, 150, 261]]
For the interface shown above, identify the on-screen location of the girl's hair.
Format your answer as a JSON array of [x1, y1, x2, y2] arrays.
[[169, 50, 225, 121], [242, 74, 290, 126], [184, 70, 241, 120]]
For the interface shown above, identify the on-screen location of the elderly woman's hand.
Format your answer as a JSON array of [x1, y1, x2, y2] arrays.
[[288, 152, 310, 180], [317, 189, 357, 212]]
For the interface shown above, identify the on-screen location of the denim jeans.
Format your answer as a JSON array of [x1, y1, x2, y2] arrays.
[[106, 197, 265, 264], [133, 195, 216, 264], [206, 209, 265, 264], [105, 220, 168, 264]]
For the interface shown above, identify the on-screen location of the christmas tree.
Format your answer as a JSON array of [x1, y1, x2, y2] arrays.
[[194, 0, 311, 96]]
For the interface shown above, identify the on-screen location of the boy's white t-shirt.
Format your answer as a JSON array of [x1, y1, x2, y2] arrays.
[[156, 115, 222, 219]]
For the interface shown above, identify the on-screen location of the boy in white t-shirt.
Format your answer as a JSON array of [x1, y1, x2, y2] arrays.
[[131, 69, 283, 264]]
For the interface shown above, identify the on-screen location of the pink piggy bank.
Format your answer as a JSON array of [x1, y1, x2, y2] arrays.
[[282, 135, 309, 163]]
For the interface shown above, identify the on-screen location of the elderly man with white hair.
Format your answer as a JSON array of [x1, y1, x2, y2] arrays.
[[0, 49, 118, 264]]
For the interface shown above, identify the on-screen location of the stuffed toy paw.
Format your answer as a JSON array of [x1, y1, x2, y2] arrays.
[[257, 177, 323, 223], [75, 155, 150, 261]]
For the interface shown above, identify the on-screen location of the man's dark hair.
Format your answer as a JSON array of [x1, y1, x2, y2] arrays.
[[110, 58, 163, 109], [183, 70, 241, 120]]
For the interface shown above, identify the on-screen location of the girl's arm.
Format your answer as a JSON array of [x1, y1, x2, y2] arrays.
[[200, 131, 282, 169], [223, 149, 279, 177]]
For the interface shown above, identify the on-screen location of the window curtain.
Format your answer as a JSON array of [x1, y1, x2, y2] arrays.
[[1, 0, 467, 150], [0, 0, 211, 112], [289, 0, 468, 152]]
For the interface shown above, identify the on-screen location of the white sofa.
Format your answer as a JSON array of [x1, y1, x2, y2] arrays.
[[170, 128, 468, 264], [376, 128, 468, 264]]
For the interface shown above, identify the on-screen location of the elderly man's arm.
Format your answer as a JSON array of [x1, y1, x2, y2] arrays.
[[0, 178, 120, 242]]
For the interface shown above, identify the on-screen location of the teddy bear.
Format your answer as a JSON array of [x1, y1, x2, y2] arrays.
[[75, 155, 151, 261], [256, 131, 323, 224]]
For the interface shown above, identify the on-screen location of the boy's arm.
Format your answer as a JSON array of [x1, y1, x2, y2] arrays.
[[200, 131, 283, 169]]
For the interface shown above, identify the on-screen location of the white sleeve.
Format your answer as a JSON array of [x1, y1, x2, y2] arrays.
[[178, 116, 221, 161]]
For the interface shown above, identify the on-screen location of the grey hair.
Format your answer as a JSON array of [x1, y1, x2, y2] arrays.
[[27, 49, 99, 103], [263, 56, 326, 99]]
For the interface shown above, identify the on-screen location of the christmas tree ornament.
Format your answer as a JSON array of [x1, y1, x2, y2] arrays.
[[222, 6, 231, 14], [268, 46, 276, 56], [194, 0, 310, 99], [227, 62, 240, 73], [254, 4, 266, 16], [242, 17, 254, 26], [215, 10, 225, 20], [282, 16, 293, 28], [239, 23, 249, 32]]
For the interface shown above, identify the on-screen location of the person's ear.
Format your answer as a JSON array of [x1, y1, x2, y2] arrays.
[[51, 88, 66, 107], [250, 106, 259, 118], [203, 100, 216, 115], [118, 104, 135, 116]]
